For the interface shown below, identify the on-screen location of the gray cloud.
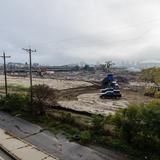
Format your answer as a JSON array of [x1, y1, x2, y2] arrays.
[[0, 0, 160, 65]]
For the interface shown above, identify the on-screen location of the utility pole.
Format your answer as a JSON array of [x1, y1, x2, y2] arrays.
[[22, 47, 36, 104], [0, 52, 11, 96]]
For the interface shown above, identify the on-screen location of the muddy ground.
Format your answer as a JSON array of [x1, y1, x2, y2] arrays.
[[58, 86, 154, 116], [0, 75, 155, 116]]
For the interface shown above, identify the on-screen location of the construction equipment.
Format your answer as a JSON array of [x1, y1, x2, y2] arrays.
[[100, 74, 121, 99]]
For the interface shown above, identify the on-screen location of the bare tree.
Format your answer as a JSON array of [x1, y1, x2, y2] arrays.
[[32, 84, 57, 115], [99, 61, 115, 72], [105, 61, 115, 71]]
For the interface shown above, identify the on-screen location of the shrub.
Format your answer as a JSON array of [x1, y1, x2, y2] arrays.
[[0, 93, 28, 113], [144, 87, 160, 98], [144, 87, 155, 97], [60, 112, 75, 125], [91, 114, 105, 135], [80, 130, 91, 144], [155, 91, 160, 98], [111, 100, 160, 153]]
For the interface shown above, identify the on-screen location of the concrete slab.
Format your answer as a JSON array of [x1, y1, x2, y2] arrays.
[[0, 130, 11, 141], [12, 146, 48, 160], [1, 138, 28, 152], [0, 129, 58, 160]]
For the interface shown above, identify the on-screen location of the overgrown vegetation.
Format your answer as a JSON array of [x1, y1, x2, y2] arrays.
[[110, 100, 160, 159], [0, 93, 28, 114], [0, 84, 160, 159], [0, 84, 29, 93], [91, 114, 106, 135], [140, 67, 160, 85], [140, 67, 160, 98]]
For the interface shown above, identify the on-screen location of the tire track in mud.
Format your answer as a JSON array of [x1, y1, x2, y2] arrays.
[[57, 85, 100, 101]]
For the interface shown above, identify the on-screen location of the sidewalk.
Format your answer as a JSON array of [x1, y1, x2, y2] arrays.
[[0, 128, 58, 160]]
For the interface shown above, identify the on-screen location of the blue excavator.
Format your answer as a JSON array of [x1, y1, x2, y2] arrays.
[[100, 74, 121, 99]]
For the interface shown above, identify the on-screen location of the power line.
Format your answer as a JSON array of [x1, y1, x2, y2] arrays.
[[0, 52, 11, 96], [22, 47, 36, 105]]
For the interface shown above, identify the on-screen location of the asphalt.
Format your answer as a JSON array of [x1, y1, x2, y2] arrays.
[[0, 112, 128, 160]]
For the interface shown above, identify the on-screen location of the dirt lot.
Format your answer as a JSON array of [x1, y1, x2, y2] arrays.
[[59, 93, 129, 116], [0, 75, 155, 116], [58, 86, 154, 116], [0, 75, 92, 90]]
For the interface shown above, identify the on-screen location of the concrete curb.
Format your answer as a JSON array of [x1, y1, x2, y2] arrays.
[[0, 144, 19, 160]]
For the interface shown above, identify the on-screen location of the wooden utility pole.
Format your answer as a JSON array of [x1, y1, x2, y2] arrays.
[[0, 52, 11, 96], [22, 47, 36, 104]]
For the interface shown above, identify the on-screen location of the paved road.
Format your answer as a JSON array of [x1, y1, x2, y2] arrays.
[[0, 112, 128, 160], [0, 149, 13, 160]]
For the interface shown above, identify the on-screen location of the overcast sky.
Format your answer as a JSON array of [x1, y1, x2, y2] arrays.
[[0, 0, 160, 65]]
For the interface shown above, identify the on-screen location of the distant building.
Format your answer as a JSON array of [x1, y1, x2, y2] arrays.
[[7, 62, 25, 69], [139, 60, 160, 69]]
